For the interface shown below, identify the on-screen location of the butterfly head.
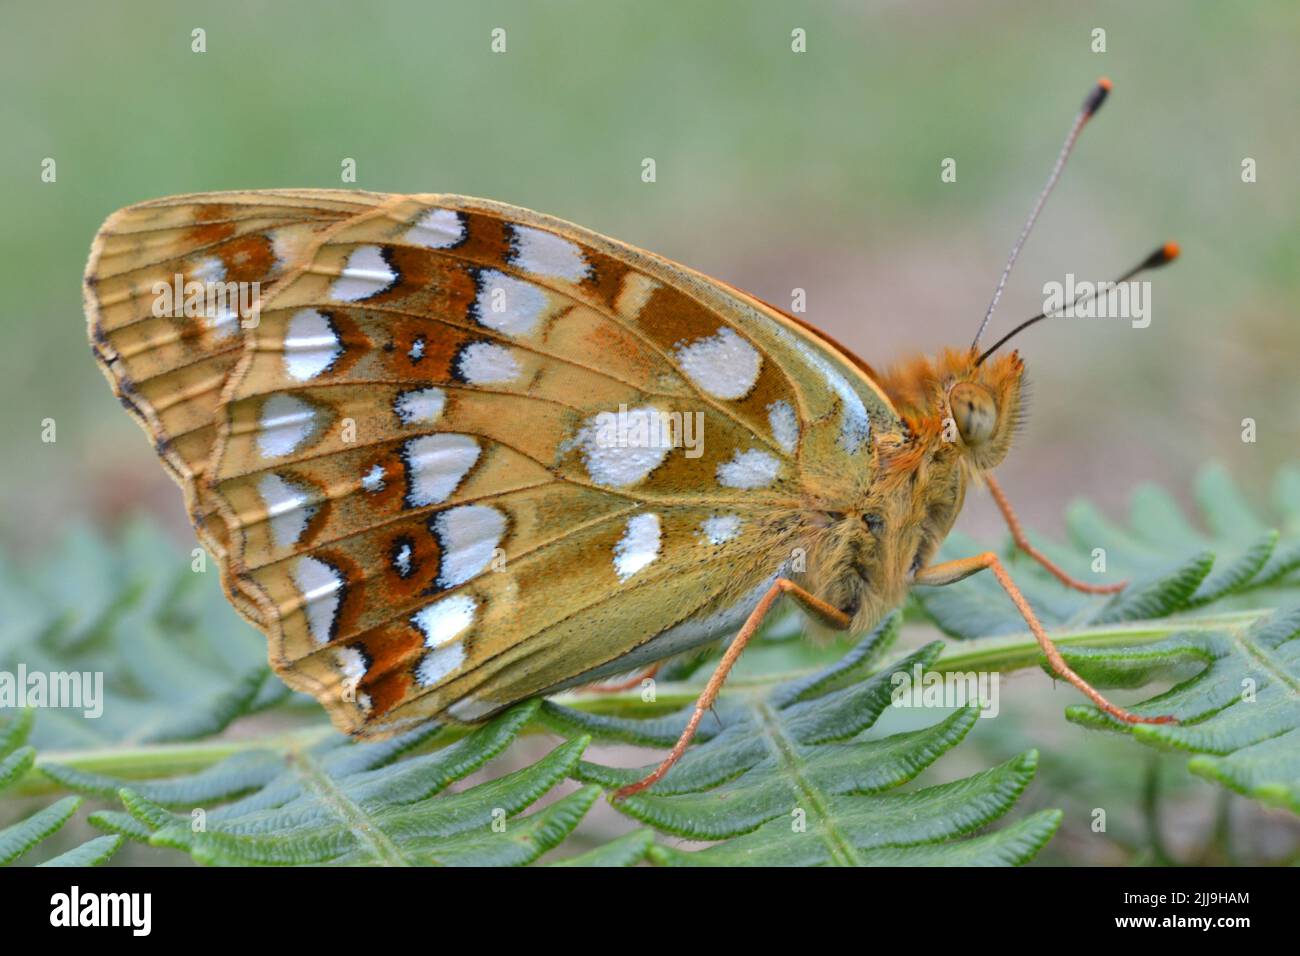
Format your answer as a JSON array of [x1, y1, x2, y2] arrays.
[[878, 346, 1026, 476], [941, 347, 1026, 472]]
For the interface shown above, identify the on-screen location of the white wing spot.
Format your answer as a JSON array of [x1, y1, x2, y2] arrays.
[[330, 245, 396, 302], [700, 514, 742, 545], [771, 327, 871, 453], [335, 646, 368, 683], [190, 256, 226, 283], [283, 308, 341, 381], [394, 387, 446, 425], [412, 593, 477, 647], [433, 505, 506, 589], [457, 341, 521, 384], [411, 594, 477, 688], [717, 448, 781, 489], [257, 472, 315, 547], [361, 464, 386, 493], [415, 642, 466, 688], [568, 406, 672, 488], [409, 338, 426, 361], [474, 269, 547, 336], [675, 327, 762, 400], [403, 208, 464, 249], [402, 434, 480, 507], [508, 225, 590, 281], [257, 394, 317, 459], [393, 541, 413, 577], [767, 400, 799, 454], [613, 513, 661, 582], [292, 556, 343, 646]]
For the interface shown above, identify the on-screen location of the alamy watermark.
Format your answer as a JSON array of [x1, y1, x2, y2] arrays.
[[1043, 275, 1152, 329], [890, 663, 1000, 718], [151, 272, 262, 331], [0, 665, 103, 718], [593, 404, 705, 458]]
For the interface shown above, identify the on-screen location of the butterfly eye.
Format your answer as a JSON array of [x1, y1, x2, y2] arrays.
[[949, 382, 998, 447], [863, 513, 883, 535]]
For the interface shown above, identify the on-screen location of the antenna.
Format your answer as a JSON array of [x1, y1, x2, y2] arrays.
[[975, 242, 1180, 365], [971, 77, 1112, 350]]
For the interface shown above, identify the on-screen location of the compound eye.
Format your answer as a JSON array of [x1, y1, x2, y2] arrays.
[[949, 382, 997, 447]]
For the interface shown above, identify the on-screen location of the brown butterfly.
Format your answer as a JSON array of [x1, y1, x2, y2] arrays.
[[85, 78, 1177, 799]]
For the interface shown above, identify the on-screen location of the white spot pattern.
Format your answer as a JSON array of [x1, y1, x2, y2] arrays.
[[394, 387, 446, 425], [474, 269, 546, 336], [330, 245, 396, 302], [411, 595, 477, 688], [412, 593, 477, 648], [770, 326, 871, 453], [403, 208, 464, 249], [613, 513, 661, 581], [257, 394, 317, 459], [393, 541, 413, 577], [257, 472, 314, 548], [716, 448, 781, 489], [674, 327, 762, 400], [569, 406, 672, 488], [402, 434, 480, 507], [700, 514, 742, 545], [361, 464, 386, 493], [508, 225, 590, 281], [283, 308, 340, 381], [767, 400, 799, 454], [456, 341, 520, 384], [292, 556, 343, 646], [433, 505, 506, 589]]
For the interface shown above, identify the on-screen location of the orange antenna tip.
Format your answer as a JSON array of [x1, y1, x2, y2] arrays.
[[1144, 240, 1185, 270], [1083, 78, 1112, 117], [1141, 241, 1180, 270]]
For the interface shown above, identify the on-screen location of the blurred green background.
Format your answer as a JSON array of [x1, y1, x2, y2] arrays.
[[0, 1, 1296, 864], [2, 0, 1297, 547]]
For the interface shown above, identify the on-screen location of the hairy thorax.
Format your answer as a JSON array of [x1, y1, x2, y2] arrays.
[[794, 442, 967, 634]]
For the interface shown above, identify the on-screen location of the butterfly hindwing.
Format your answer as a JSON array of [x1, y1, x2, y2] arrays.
[[83, 189, 391, 596], [88, 191, 904, 737]]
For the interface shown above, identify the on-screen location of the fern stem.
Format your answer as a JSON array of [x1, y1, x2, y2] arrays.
[[928, 610, 1269, 674], [11, 725, 334, 797], [9, 610, 1274, 797]]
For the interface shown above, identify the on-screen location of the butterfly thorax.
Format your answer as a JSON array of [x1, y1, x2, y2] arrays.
[[795, 347, 1026, 632]]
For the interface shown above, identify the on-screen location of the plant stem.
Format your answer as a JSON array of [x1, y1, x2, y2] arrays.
[[929, 609, 1267, 674], [9, 609, 1270, 797]]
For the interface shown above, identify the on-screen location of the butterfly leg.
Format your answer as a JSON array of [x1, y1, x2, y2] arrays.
[[914, 552, 1175, 725], [612, 578, 850, 800], [583, 663, 661, 694], [985, 474, 1127, 594]]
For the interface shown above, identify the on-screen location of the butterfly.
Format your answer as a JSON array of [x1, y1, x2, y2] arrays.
[[85, 79, 1177, 799]]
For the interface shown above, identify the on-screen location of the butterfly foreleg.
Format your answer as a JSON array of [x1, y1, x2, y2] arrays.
[[582, 663, 662, 694], [985, 475, 1127, 595], [612, 578, 850, 800], [913, 552, 1175, 725]]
